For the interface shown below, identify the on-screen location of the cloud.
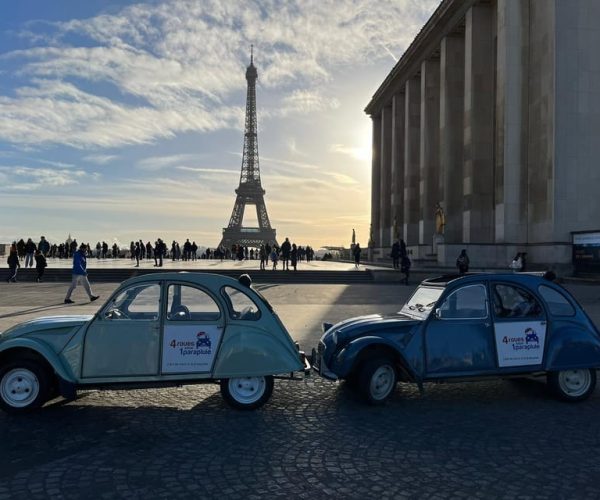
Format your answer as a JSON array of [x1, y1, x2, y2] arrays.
[[83, 154, 118, 164], [0, 0, 439, 149], [330, 143, 370, 161], [0, 165, 97, 191]]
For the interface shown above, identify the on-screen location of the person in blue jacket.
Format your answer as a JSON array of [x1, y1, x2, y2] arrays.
[[64, 243, 99, 304]]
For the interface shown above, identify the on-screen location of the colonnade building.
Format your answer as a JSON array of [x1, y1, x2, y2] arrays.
[[365, 0, 600, 271]]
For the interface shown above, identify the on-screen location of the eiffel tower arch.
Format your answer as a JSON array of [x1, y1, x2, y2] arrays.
[[219, 47, 278, 249]]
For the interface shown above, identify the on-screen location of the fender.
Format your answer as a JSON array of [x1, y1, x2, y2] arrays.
[[213, 324, 302, 378], [545, 325, 600, 370], [0, 337, 77, 383], [330, 335, 420, 384]]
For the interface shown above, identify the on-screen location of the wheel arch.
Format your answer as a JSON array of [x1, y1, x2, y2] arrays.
[[0, 340, 74, 383]]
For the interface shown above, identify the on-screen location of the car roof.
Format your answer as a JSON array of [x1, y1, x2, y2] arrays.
[[118, 272, 244, 289], [421, 272, 553, 288]]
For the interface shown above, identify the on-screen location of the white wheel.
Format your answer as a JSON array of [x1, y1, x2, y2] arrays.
[[0, 360, 50, 413], [359, 357, 397, 405], [1, 368, 40, 408], [548, 369, 596, 402], [220, 375, 274, 410]]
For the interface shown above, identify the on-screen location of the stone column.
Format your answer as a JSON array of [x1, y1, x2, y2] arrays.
[[404, 76, 421, 244], [380, 105, 393, 249], [371, 114, 382, 251], [463, 3, 495, 243], [391, 92, 405, 244], [440, 34, 465, 244], [419, 58, 441, 245], [495, 0, 528, 244]]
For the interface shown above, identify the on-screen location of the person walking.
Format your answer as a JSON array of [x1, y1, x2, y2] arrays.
[[34, 250, 47, 282], [64, 243, 99, 304], [456, 249, 470, 275], [259, 245, 266, 270], [353, 243, 362, 268], [6, 244, 19, 283]]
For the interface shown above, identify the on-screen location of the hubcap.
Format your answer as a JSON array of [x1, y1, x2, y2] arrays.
[[370, 365, 395, 400], [1, 368, 40, 408], [558, 369, 592, 397], [228, 377, 266, 405]]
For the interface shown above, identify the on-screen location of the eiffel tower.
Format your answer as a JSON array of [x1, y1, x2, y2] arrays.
[[219, 47, 277, 249]]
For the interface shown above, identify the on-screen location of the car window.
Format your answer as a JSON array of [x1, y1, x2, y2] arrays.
[[104, 283, 160, 321], [222, 286, 261, 320], [492, 284, 543, 319], [167, 284, 221, 321], [400, 286, 444, 319], [438, 284, 488, 319], [538, 285, 575, 316]]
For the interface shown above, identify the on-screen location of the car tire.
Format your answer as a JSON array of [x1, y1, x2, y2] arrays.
[[0, 360, 50, 414], [358, 357, 397, 405], [220, 375, 274, 410], [547, 369, 597, 402]]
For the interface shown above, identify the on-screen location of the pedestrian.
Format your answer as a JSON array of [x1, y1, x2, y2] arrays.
[[510, 252, 523, 272], [353, 243, 362, 268], [400, 254, 411, 285], [6, 244, 19, 283], [271, 248, 279, 270], [64, 243, 99, 304], [134, 241, 141, 267], [390, 240, 401, 270], [38, 236, 50, 257], [34, 249, 47, 282], [291, 243, 298, 271], [24, 238, 36, 268], [259, 245, 266, 270], [96, 241, 101, 258], [281, 237, 291, 270], [456, 249, 470, 274], [265, 243, 271, 265]]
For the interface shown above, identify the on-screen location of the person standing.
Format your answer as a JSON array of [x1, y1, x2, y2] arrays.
[[456, 249, 470, 275], [259, 245, 266, 270], [290, 243, 298, 271], [280, 237, 291, 271], [34, 250, 47, 282], [400, 254, 411, 285], [353, 243, 362, 268], [38, 236, 50, 257], [390, 240, 401, 270], [64, 243, 99, 304], [134, 241, 141, 267], [6, 244, 19, 283], [24, 238, 36, 268]]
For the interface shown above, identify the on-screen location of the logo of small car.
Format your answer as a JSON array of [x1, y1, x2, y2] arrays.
[[196, 332, 211, 349], [524, 328, 539, 344]]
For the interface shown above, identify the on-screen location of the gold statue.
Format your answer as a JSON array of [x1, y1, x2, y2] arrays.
[[434, 202, 446, 235]]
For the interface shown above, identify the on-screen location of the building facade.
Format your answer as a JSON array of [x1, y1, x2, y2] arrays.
[[365, 0, 600, 271]]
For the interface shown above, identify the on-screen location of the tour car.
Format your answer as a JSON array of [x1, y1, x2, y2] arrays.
[[313, 273, 600, 404], [0, 273, 309, 414]]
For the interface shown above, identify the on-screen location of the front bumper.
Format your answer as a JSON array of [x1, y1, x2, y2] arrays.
[[310, 342, 338, 381]]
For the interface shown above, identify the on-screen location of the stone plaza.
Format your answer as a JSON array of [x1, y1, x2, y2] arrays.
[[1, 279, 600, 498]]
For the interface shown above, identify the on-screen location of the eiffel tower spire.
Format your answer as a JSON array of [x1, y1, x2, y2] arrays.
[[218, 48, 277, 249]]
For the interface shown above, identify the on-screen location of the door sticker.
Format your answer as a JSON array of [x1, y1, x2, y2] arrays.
[[494, 321, 546, 367], [162, 325, 222, 373]]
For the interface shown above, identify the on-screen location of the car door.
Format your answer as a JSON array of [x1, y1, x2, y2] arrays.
[[425, 283, 497, 377], [490, 282, 547, 369], [82, 282, 162, 378], [161, 283, 225, 375]]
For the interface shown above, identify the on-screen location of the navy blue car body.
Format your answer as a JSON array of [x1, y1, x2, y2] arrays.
[[314, 273, 600, 404]]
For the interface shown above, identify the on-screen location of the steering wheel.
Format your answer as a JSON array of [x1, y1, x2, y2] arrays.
[[171, 304, 190, 321]]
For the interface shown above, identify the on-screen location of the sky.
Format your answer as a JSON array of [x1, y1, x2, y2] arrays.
[[0, 0, 439, 249]]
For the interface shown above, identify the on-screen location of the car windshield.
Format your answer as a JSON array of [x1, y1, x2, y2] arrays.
[[399, 286, 444, 319]]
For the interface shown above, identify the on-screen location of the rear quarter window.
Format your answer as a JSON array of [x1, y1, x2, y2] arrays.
[[538, 285, 576, 316]]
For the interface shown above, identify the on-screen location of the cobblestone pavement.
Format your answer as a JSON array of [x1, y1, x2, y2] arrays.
[[1, 282, 600, 498]]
